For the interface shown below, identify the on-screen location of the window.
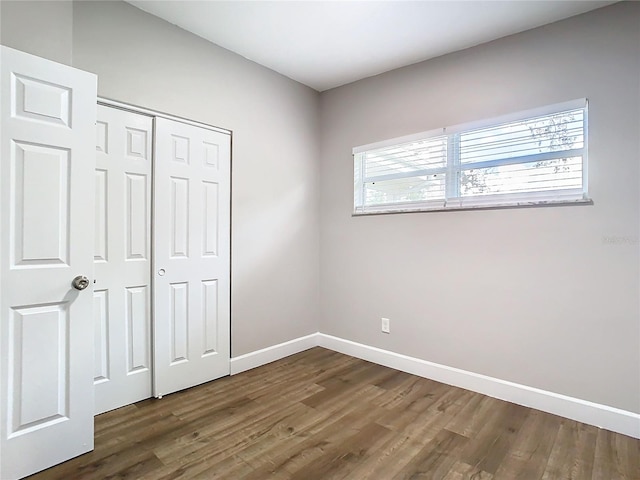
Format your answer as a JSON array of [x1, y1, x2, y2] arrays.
[[353, 99, 589, 214]]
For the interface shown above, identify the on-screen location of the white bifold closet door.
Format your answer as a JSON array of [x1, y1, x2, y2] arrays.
[[153, 117, 231, 397], [93, 105, 153, 415]]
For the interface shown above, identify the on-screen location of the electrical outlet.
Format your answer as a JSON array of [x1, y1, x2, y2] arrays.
[[381, 317, 390, 333]]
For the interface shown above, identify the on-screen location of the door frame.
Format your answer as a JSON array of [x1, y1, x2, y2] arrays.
[[96, 97, 233, 400]]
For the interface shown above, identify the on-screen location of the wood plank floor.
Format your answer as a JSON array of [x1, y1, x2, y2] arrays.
[[28, 347, 639, 480]]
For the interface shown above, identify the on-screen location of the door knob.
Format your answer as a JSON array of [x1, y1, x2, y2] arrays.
[[72, 275, 90, 291]]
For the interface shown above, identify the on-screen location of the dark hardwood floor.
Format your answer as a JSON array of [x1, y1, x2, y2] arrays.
[[28, 347, 638, 479]]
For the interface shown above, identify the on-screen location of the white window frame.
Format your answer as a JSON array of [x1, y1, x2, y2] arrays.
[[353, 99, 591, 215]]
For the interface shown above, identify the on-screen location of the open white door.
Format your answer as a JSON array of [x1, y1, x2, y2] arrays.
[[0, 47, 97, 479], [153, 117, 230, 397], [93, 105, 153, 414]]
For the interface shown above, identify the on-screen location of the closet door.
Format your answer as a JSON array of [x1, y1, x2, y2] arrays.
[[153, 118, 231, 397], [93, 105, 153, 414]]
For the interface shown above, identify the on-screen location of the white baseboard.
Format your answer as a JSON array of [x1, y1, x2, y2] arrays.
[[317, 333, 640, 439], [229, 332, 639, 438], [230, 333, 318, 375]]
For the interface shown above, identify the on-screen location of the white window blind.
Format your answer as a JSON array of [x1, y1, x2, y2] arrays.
[[353, 99, 589, 214]]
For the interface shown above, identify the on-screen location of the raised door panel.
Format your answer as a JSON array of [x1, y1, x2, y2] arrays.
[[12, 74, 71, 127], [125, 173, 148, 261], [94, 169, 108, 262], [170, 177, 189, 259], [169, 282, 189, 364], [93, 290, 109, 384], [202, 181, 219, 257], [9, 304, 69, 436], [202, 280, 218, 356], [125, 286, 150, 373], [11, 142, 70, 267], [126, 127, 149, 160]]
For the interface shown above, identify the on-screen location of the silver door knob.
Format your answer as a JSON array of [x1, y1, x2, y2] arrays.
[[72, 275, 90, 290]]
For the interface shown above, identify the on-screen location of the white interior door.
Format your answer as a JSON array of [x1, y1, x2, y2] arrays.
[[153, 117, 231, 397], [0, 46, 97, 479], [93, 105, 153, 414]]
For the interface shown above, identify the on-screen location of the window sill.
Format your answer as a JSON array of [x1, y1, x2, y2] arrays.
[[352, 197, 593, 216]]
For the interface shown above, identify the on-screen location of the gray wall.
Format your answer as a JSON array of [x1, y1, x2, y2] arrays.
[[319, 1, 640, 413], [0, 0, 72, 65], [71, 1, 321, 356], [2, 0, 638, 413], [1, 0, 321, 357]]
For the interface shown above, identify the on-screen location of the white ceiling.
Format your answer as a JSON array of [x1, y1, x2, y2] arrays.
[[127, 0, 617, 92]]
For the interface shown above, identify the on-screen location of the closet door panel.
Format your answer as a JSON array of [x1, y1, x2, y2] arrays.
[[93, 105, 152, 414], [154, 118, 231, 397]]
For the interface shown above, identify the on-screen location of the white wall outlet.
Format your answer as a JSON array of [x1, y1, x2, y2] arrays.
[[381, 317, 390, 334]]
